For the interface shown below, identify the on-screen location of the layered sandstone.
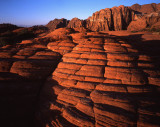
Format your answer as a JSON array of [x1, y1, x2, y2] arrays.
[[0, 37, 62, 126], [46, 3, 160, 32], [0, 27, 160, 127], [35, 29, 160, 127], [86, 5, 134, 31]]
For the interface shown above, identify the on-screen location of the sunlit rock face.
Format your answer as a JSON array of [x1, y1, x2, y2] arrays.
[[86, 5, 134, 31], [0, 3, 160, 127], [35, 30, 160, 127], [67, 17, 85, 29], [45, 4, 160, 32]]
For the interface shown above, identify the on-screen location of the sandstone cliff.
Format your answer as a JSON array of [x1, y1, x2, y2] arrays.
[[46, 3, 160, 32], [86, 5, 134, 31]]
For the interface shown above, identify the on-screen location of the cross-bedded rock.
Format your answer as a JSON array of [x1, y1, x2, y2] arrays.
[[36, 30, 160, 127], [0, 27, 160, 127], [0, 37, 62, 126]]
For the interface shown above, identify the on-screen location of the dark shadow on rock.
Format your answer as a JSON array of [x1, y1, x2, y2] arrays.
[[34, 79, 78, 127], [0, 48, 62, 127]]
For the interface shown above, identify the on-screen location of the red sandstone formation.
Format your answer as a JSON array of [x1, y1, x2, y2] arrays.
[[0, 27, 160, 127], [151, 21, 160, 30], [0, 36, 62, 126], [45, 3, 160, 32], [46, 18, 69, 31], [67, 17, 85, 29], [130, 3, 160, 14], [86, 5, 134, 31], [0, 3, 160, 127], [34, 29, 160, 127], [127, 12, 160, 31], [127, 18, 147, 31]]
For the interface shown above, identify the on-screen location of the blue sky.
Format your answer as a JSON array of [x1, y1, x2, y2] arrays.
[[0, 0, 159, 26]]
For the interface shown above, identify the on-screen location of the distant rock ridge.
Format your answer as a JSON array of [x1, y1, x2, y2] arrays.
[[130, 3, 160, 14], [86, 5, 135, 31], [46, 3, 160, 32], [0, 23, 19, 33]]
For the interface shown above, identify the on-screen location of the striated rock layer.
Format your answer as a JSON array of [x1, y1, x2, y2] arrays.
[[85, 5, 134, 31], [0, 31, 64, 126], [35, 30, 160, 127], [0, 28, 160, 127], [45, 3, 160, 32]]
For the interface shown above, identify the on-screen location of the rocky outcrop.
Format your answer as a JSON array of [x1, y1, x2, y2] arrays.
[[67, 17, 85, 28], [46, 18, 69, 31], [45, 4, 160, 32], [131, 3, 160, 14], [0, 27, 160, 127], [145, 12, 160, 27], [35, 29, 160, 127], [0, 36, 62, 126], [127, 18, 147, 31], [127, 12, 160, 31], [0, 23, 19, 33], [86, 5, 134, 31], [151, 21, 160, 30]]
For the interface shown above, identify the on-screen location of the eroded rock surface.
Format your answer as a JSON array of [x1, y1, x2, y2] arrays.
[[35, 30, 160, 127], [86, 5, 134, 31], [45, 4, 160, 32], [0, 28, 160, 127], [130, 3, 160, 14], [67, 18, 85, 29], [0, 38, 62, 126]]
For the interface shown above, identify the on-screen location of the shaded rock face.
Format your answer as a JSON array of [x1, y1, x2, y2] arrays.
[[0, 38, 64, 126], [131, 3, 160, 14], [0, 23, 19, 33], [67, 17, 85, 28], [86, 5, 134, 31], [35, 30, 160, 127], [46, 18, 69, 31]]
